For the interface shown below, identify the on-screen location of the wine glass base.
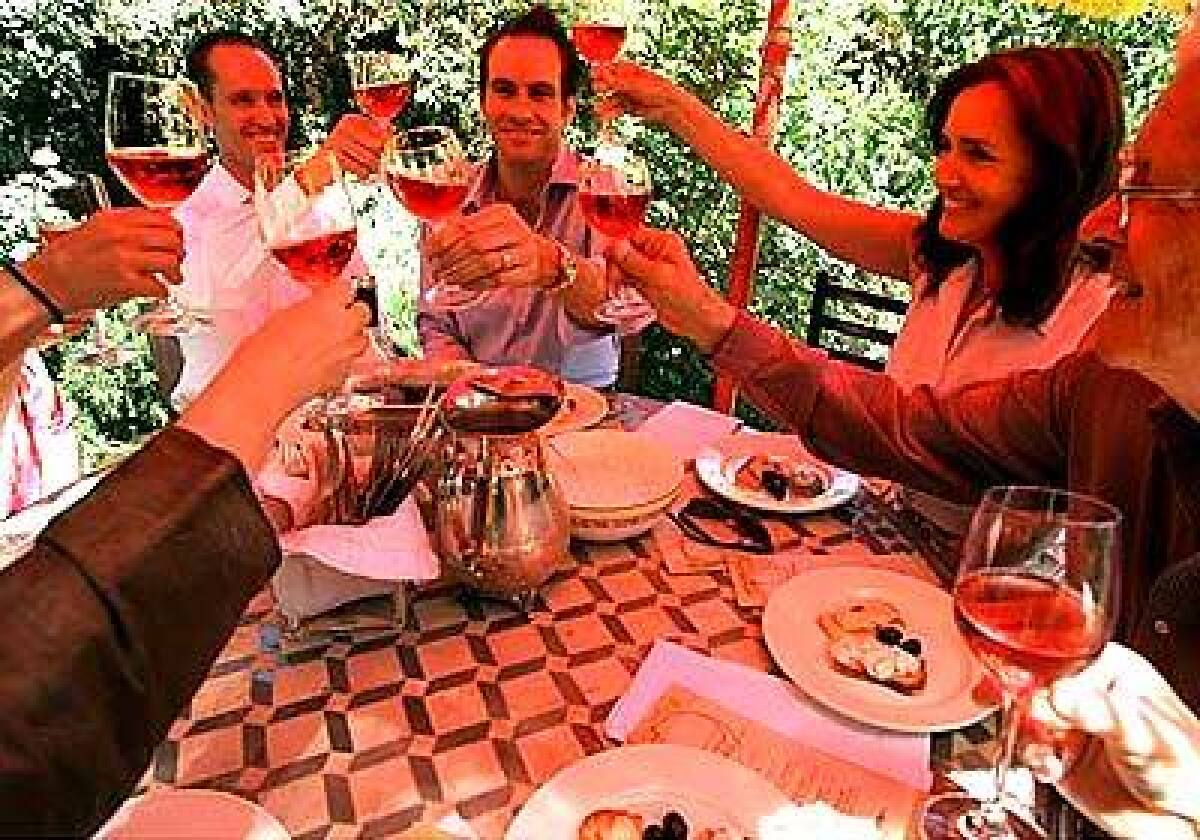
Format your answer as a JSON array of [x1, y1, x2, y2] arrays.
[[919, 792, 1044, 840], [134, 305, 213, 337], [594, 294, 656, 334], [76, 344, 139, 367]]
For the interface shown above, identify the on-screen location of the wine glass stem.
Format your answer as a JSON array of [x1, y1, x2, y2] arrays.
[[91, 309, 112, 349], [980, 693, 1023, 833]]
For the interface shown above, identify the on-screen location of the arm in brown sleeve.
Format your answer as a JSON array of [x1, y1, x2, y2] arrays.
[[0, 426, 281, 835], [710, 309, 1071, 504]]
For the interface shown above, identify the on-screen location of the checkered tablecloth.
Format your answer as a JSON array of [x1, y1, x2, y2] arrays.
[[142, 483, 1007, 839]]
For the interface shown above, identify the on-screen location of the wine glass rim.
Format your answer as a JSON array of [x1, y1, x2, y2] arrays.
[[108, 70, 197, 90], [978, 484, 1123, 526], [401, 125, 458, 142]]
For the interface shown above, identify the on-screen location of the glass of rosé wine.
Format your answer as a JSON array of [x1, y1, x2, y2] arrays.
[[572, 0, 629, 145], [255, 148, 361, 415], [383, 126, 480, 312], [919, 486, 1121, 840], [348, 50, 413, 129], [106, 71, 211, 337], [34, 172, 138, 366], [579, 143, 655, 330]]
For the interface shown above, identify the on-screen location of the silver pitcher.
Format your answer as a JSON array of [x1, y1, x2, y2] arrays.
[[432, 366, 571, 609]]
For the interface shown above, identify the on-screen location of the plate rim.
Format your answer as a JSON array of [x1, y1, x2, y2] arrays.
[[548, 429, 685, 510], [763, 566, 997, 734], [504, 743, 791, 839], [694, 434, 860, 514], [96, 788, 289, 839], [541, 383, 609, 437]]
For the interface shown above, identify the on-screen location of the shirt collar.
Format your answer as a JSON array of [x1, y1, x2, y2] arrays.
[[464, 146, 579, 212], [200, 161, 253, 209]]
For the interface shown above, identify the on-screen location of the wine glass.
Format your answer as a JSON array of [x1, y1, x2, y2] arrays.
[[105, 71, 211, 336], [919, 486, 1122, 840], [382, 126, 479, 312], [579, 143, 655, 330], [572, 0, 629, 145], [348, 50, 413, 128], [34, 172, 138, 366], [255, 148, 360, 414]]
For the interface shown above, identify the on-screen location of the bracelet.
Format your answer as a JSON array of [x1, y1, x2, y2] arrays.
[[2, 258, 64, 325], [545, 241, 578, 293]]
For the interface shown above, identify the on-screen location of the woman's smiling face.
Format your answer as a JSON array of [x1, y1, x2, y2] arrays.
[[933, 82, 1036, 254]]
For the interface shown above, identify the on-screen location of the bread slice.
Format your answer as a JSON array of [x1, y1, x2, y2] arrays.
[[816, 598, 904, 640], [577, 809, 644, 840], [828, 630, 928, 694]]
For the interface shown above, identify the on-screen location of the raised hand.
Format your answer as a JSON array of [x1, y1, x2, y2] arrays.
[[1024, 643, 1200, 839], [21, 208, 183, 312], [427, 204, 556, 291], [608, 227, 733, 350], [317, 113, 391, 181]]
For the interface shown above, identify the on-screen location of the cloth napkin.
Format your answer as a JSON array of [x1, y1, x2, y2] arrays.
[[274, 498, 440, 622], [634, 400, 742, 464], [607, 639, 933, 791]]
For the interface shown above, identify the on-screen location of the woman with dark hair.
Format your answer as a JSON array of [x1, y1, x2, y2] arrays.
[[597, 47, 1122, 531], [596, 47, 1122, 391]]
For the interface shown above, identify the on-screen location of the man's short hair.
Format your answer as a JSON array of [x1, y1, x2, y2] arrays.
[[186, 30, 282, 100], [478, 4, 584, 100]]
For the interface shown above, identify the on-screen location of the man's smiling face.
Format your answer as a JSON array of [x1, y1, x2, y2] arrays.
[[481, 35, 576, 169], [200, 44, 289, 187]]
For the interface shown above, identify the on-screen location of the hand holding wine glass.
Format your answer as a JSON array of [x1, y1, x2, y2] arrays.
[[383, 126, 477, 311], [580, 143, 655, 331], [33, 172, 138, 365], [106, 71, 210, 336], [919, 486, 1122, 840], [256, 148, 362, 415], [572, 0, 629, 144]]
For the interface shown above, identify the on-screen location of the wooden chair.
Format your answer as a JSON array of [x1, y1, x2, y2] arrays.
[[804, 271, 909, 371]]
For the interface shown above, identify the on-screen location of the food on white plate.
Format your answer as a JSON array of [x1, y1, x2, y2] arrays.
[[577, 807, 734, 840], [818, 599, 927, 694], [577, 809, 643, 840], [732, 454, 826, 502]]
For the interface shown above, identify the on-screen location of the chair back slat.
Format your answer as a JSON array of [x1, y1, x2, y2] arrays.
[[806, 271, 908, 371]]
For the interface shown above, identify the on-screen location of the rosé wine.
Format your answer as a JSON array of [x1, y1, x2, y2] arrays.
[[955, 571, 1100, 696], [271, 229, 357, 286], [355, 81, 412, 123], [580, 191, 648, 239], [572, 24, 627, 63], [106, 147, 208, 207], [388, 173, 468, 221]]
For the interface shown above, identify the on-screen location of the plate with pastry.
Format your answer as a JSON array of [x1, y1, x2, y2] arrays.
[[540, 383, 610, 437], [763, 567, 997, 733], [505, 744, 876, 839], [694, 433, 859, 515]]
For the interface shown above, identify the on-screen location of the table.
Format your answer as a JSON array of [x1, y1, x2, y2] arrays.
[[142, 453, 1008, 838]]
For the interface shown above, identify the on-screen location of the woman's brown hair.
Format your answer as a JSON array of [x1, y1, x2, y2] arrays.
[[914, 47, 1124, 327]]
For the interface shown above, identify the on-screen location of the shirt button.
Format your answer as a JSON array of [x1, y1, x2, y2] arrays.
[[1154, 619, 1171, 636]]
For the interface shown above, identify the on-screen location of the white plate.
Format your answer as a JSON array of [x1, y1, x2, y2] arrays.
[[540, 383, 609, 437], [763, 567, 996, 733], [695, 433, 859, 514], [506, 744, 870, 839], [96, 789, 289, 839], [547, 429, 684, 510]]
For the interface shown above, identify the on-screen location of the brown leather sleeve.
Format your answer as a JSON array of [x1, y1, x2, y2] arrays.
[[1135, 554, 1200, 716], [0, 426, 281, 834]]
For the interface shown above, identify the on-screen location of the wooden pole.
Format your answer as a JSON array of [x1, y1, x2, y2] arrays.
[[712, 0, 793, 414]]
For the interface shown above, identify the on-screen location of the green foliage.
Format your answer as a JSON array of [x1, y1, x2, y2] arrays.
[[0, 0, 1181, 459]]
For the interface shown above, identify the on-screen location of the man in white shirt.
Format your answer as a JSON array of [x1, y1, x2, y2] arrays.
[[160, 31, 387, 409], [420, 6, 648, 388]]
